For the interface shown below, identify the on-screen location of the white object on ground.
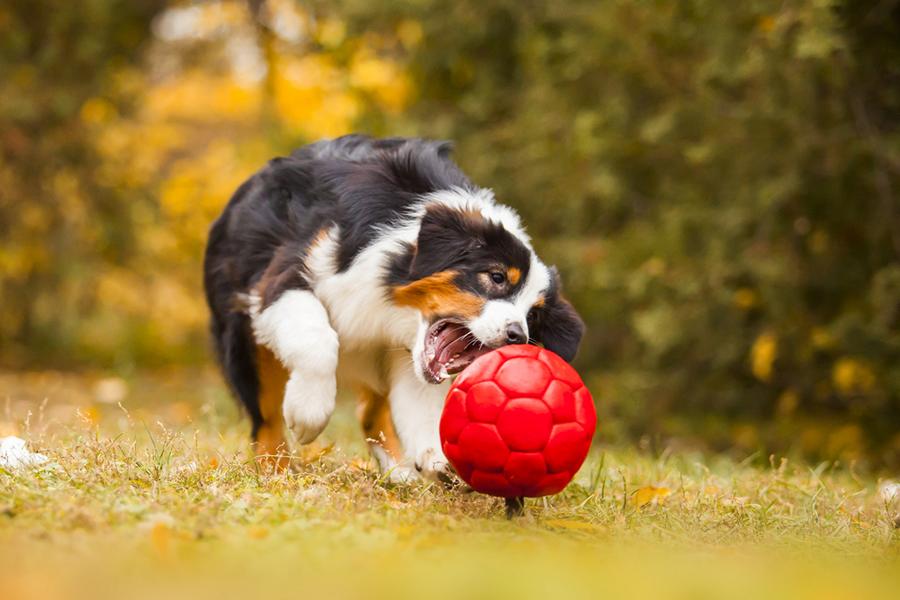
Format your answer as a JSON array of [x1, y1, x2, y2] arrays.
[[880, 480, 900, 503], [0, 436, 49, 469]]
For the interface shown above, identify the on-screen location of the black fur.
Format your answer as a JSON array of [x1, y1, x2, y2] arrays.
[[317, 139, 473, 271], [527, 267, 585, 362]]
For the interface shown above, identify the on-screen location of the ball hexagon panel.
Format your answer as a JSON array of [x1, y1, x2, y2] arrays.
[[497, 344, 541, 359], [495, 398, 553, 452], [537, 350, 582, 389], [469, 471, 513, 497], [574, 387, 597, 434], [452, 350, 504, 391], [457, 423, 509, 471], [543, 422, 589, 473], [503, 452, 547, 486], [465, 381, 507, 423], [439, 389, 468, 444], [536, 471, 574, 496], [543, 380, 576, 423], [494, 357, 552, 396]]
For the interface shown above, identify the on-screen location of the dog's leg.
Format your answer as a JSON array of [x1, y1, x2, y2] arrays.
[[252, 289, 339, 445], [254, 345, 290, 471], [356, 386, 416, 482], [387, 353, 451, 481]]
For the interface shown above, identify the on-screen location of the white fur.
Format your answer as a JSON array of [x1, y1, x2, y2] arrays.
[[514, 255, 552, 312], [387, 351, 450, 480], [251, 289, 339, 444], [409, 314, 432, 385], [423, 187, 531, 248], [306, 225, 420, 350], [467, 300, 527, 347]]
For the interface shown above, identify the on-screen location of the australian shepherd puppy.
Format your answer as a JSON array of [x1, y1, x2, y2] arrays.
[[203, 135, 584, 481]]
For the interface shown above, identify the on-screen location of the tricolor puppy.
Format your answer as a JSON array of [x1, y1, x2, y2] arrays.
[[204, 135, 584, 480]]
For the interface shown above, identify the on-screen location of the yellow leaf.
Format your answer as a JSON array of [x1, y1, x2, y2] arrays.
[[77, 405, 101, 427], [397, 20, 424, 48], [750, 332, 777, 382], [316, 17, 346, 47], [80, 97, 116, 124], [150, 521, 171, 557], [832, 358, 876, 394], [633, 486, 671, 507]]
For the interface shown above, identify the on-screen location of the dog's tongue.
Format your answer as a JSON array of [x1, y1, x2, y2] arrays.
[[437, 324, 470, 364]]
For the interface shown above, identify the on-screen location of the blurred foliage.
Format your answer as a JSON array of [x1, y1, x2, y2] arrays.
[[0, 0, 898, 464]]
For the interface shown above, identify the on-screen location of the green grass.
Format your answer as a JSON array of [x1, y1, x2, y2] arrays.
[[1, 369, 898, 600]]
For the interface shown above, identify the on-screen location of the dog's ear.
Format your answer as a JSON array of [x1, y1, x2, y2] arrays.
[[409, 205, 483, 277], [538, 268, 585, 362]]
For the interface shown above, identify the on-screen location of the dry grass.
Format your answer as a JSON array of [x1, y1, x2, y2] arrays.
[[1, 369, 898, 600]]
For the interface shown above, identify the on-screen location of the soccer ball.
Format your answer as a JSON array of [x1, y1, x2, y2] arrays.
[[439, 344, 596, 498]]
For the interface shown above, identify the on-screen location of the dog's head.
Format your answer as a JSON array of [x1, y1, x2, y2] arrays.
[[390, 202, 585, 384]]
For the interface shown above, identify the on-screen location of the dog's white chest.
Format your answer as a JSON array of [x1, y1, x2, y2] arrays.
[[307, 227, 420, 350]]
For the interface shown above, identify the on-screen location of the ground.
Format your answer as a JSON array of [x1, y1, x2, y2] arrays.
[[1, 369, 898, 600]]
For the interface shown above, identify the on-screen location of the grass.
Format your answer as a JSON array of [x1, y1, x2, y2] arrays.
[[1, 368, 898, 600]]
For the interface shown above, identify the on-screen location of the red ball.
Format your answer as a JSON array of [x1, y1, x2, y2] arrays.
[[439, 345, 596, 498]]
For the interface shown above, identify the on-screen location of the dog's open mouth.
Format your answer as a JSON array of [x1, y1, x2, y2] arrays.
[[423, 319, 490, 383]]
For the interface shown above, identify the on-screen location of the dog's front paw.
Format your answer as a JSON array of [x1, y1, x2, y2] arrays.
[[415, 447, 453, 482], [283, 372, 335, 444], [385, 465, 421, 484]]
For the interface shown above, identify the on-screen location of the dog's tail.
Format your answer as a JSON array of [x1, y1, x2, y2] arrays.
[[203, 216, 264, 436]]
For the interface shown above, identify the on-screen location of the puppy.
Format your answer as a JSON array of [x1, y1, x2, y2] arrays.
[[203, 135, 584, 480]]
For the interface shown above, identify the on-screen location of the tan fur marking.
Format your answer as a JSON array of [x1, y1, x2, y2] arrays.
[[309, 226, 331, 250], [534, 295, 546, 308], [392, 270, 485, 319], [356, 387, 403, 466], [255, 345, 290, 471], [507, 267, 522, 286]]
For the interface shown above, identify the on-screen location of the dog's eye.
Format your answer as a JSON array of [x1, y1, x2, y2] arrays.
[[489, 271, 507, 285], [527, 308, 538, 323]]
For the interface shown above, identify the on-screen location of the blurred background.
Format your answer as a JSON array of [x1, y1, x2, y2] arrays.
[[1, 0, 898, 468]]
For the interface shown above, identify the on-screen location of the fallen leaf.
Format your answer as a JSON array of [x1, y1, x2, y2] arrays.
[[633, 486, 671, 507], [77, 405, 101, 427], [150, 521, 171, 557]]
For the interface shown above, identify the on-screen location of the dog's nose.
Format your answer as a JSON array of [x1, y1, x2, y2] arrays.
[[505, 322, 527, 345]]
